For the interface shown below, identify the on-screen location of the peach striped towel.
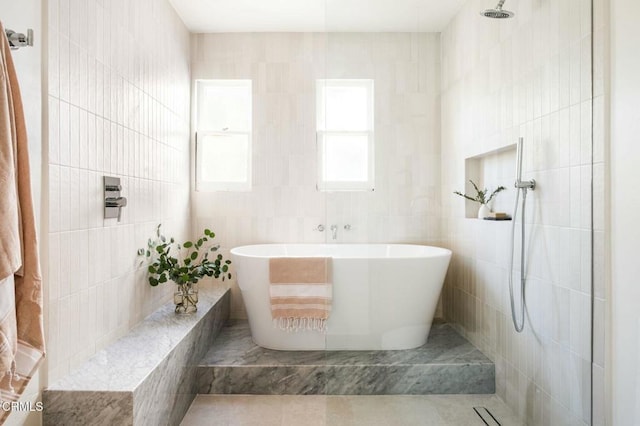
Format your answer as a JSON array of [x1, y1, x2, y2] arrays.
[[269, 257, 332, 332]]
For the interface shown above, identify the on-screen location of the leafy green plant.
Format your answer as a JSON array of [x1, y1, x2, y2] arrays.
[[138, 224, 231, 287], [454, 180, 506, 205]]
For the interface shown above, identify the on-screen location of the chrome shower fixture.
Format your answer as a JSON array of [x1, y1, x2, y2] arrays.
[[480, 0, 515, 19], [4, 28, 34, 50], [509, 137, 535, 333], [515, 137, 536, 190]]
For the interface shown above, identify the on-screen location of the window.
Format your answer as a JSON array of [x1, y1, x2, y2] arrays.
[[316, 79, 374, 191], [195, 80, 252, 191]]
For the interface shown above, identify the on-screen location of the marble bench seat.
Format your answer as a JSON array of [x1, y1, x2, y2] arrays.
[[43, 285, 230, 426]]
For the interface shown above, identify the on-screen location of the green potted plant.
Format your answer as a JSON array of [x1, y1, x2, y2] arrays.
[[138, 224, 232, 314], [454, 179, 506, 218]]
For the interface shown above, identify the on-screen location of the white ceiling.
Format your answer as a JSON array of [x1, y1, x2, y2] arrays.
[[169, 0, 468, 33]]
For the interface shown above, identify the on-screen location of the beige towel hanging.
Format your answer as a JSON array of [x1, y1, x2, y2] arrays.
[[0, 21, 45, 420], [269, 257, 332, 332]]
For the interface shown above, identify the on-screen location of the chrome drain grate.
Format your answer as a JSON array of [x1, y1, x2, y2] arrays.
[[473, 406, 501, 426]]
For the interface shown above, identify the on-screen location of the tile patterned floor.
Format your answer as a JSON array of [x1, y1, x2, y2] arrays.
[[181, 394, 525, 426]]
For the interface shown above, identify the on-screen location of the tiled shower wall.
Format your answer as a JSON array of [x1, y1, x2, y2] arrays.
[[46, 0, 191, 382], [191, 33, 442, 318], [440, 0, 605, 424]]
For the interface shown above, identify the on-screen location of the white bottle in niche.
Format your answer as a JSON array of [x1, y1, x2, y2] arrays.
[[477, 204, 490, 219]]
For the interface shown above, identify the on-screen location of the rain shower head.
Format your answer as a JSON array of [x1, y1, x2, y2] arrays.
[[480, 0, 514, 19]]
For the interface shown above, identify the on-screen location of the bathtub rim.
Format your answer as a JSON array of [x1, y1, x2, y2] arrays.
[[230, 243, 452, 260]]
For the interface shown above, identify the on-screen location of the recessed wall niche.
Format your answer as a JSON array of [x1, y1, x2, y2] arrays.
[[462, 145, 517, 219]]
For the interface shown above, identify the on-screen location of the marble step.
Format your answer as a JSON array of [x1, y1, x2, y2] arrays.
[[194, 321, 495, 396]]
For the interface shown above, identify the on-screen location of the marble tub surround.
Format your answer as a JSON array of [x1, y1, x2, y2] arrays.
[[43, 285, 230, 426], [195, 321, 494, 395]]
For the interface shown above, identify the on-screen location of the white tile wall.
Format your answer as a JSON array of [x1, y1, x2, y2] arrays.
[[46, 0, 191, 382], [35, 2, 609, 423], [440, 0, 601, 424], [191, 33, 442, 318], [592, 0, 609, 424]]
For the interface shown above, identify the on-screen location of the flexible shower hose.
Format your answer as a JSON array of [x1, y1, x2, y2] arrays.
[[508, 187, 527, 333]]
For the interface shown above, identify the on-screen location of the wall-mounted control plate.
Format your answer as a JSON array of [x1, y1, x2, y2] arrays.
[[104, 176, 126, 221]]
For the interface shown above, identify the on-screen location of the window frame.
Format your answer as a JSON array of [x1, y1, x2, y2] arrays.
[[195, 131, 252, 192], [195, 79, 252, 192], [316, 79, 375, 192]]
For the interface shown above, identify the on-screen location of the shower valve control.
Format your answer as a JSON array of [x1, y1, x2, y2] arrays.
[[104, 176, 127, 222], [105, 183, 122, 192]]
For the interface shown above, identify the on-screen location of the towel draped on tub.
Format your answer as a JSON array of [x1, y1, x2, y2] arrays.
[[0, 21, 45, 418], [269, 257, 332, 332]]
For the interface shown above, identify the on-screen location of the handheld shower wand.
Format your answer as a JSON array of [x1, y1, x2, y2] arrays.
[[516, 136, 523, 182], [509, 138, 535, 333], [515, 137, 536, 190]]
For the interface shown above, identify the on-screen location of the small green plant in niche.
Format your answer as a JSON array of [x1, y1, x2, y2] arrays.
[[454, 179, 506, 205], [138, 224, 231, 313]]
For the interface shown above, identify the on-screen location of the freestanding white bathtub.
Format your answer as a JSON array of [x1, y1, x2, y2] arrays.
[[230, 244, 452, 351]]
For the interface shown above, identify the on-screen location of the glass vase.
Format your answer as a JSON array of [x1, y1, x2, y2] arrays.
[[174, 282, 198, 314]]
